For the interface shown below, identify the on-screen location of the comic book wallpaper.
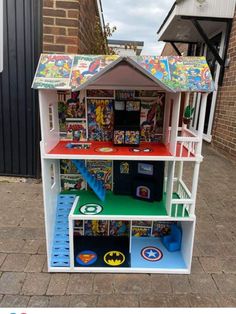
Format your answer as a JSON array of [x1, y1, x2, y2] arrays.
[[33, 54, 214, 92], [71, 55, 119, 90], [74, 220, 130, 237], [32, 54, 73, 89], [73, 220, 177, 237], [134, 56, 214, 92], [140, 93, 165, 142], [60, 159, 112, 191], [58, 91, 86, 140], [61, 174, 86, 191], [87, 160, 112, 191], [60, 159, 86, 191], [132, 221, 177, 237], [87, 99, 114, 141]]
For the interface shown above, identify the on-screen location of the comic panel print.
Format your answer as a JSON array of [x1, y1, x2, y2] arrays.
[[87, 99, 114, 141]]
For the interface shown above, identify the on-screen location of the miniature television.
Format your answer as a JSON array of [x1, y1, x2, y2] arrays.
[[138, 163, 154, 176]]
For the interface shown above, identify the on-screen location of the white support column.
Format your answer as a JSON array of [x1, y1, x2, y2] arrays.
[[181, 92, 190, 133], [169, 93, 181, 155], [166, 161, 175, 216], [196, 93, 208, 156], [178, 92, 190, 189], [190, 161, 201, 215], [163, 93, 171, 146], [190, 93, 208, 214]]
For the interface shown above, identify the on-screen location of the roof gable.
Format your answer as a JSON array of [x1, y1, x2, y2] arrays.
[[32, 54, 214, 93]]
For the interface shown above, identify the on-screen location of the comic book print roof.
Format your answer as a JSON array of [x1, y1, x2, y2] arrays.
[[32, 54, 214, 93]]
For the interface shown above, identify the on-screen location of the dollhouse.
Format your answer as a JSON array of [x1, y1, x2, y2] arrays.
[[32, 54, 214, 273]]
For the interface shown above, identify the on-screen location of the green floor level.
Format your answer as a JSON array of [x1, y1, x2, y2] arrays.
[[61, 190, 189, 218]]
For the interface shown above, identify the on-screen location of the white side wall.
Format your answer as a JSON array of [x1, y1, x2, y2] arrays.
[[181, 219, 196, 272], [39, 90, 60, 153], [41, 157, 61, 269]]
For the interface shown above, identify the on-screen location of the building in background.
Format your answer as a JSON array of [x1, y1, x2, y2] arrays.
[[43, 0, 106, 54], [157, 0, 236, 160], [0, 0, 105, 178], [108, 39, 144, 56]]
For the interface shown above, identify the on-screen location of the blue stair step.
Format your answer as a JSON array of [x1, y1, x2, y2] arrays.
[[51, 194, 76, 268], [72, 160, 106, 202]]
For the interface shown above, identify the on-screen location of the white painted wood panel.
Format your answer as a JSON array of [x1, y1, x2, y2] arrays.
[[176, 0, 236, 19]]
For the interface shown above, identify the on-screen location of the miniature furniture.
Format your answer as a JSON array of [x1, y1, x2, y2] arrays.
[[32, 54, 214, 273], [162, 224, 182, 252]]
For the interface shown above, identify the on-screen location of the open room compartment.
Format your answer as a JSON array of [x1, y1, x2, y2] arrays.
[[35, 55, 212, 161], [68, 214, 195, 273]]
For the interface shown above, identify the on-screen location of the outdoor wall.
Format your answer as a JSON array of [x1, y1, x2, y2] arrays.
[[43, 0, 104, 54], [212, 13, 236, 160], [161, 43, 188, 56]]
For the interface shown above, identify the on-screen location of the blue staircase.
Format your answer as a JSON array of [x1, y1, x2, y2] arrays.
[[72, 160, 106, 201], [51, 194, 76, 267]]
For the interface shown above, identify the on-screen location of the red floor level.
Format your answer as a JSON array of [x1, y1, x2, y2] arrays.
[[47, 141, 194, 158]]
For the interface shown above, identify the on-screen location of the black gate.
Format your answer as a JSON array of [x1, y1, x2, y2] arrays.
[[0, 0, 42, 177]]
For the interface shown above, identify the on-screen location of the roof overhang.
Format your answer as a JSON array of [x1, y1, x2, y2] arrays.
[[158, 0, 236, 43], [32, 54, 215, 93]]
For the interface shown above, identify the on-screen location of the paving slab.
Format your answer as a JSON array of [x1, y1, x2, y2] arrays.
[[188, 274, 219, 295], [28, 296, 50, 307], [0, 295, 30, 307], [46, 273, 70, 296], [113, 274, 152, 294], [0, 272, 26, 295], [212, 274, 236, 296], [66, 274, 94, 295], [24, 254, 46, 273], [93, 274, 114, 294], [97, 294, 138, 307], [169, 275, 191, 294], [69, 295, 98, 307], [48, 296, 71, 307], [21, 273, 51, 296], [1, 253, 30, 272]]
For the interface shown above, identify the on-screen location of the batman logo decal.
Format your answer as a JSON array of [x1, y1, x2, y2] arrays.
[[104, 251, 125, 266]]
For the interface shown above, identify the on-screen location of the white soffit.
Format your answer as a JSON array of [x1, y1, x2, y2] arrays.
[[159, 16, 226, 43]]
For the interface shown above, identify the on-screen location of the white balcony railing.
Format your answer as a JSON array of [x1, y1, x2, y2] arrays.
[[164, 177, 194, 217], [167, 127, 201, 158]]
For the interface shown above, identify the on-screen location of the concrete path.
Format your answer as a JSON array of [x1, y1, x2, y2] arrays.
[[0, 144, 235, 307]]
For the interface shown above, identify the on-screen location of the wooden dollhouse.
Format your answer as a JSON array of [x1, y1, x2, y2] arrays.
[[32, 54, 214, 273]]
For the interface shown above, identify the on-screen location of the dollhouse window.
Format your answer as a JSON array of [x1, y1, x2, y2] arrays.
[[50, 163, 55, 188], [49, 104, 54, 131]]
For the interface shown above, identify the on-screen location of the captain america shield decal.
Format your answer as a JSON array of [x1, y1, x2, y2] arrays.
[[141, 246, 163, 262]]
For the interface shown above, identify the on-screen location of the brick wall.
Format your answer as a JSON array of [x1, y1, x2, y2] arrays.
[[43, 0, 104, 54], [212, 13, 236, 160], [161, 43, 188, 56]]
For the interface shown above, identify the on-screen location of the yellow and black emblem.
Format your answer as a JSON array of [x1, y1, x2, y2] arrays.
[[104, 251, 125, 266]]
